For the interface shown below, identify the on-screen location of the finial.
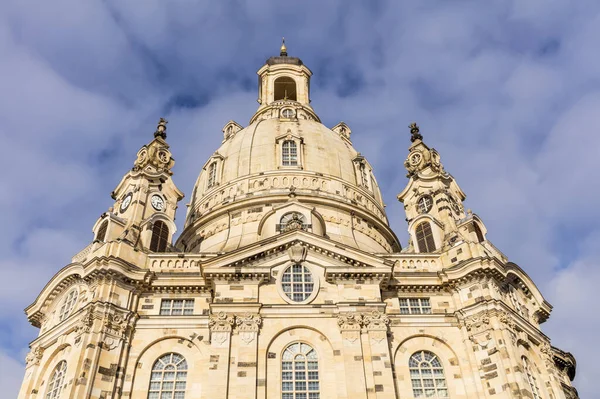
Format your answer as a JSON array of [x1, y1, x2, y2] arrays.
[[409, 122, 423, 142], [155, 117, 168, 139], [280, 37, 288, 56]]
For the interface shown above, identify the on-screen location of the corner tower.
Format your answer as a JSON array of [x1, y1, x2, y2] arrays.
[[397, 123, 488, 253]]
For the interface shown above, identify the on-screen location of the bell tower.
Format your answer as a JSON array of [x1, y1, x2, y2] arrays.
[[250, 39, 319, 123], [397, 123, 488, 253], [91, 118, 184, 252]]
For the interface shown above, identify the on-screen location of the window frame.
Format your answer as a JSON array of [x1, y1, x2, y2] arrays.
[[147, 353, 188, 399], [281, 342, 320, 399], [277, 263, 319, 305], [415, 222, 436, 253], [150, 220, 169, 252], [207, 161, 217, 188], [58, 289, 79, 322], [159, 299, 195, 316], [282, 140, 299, 167], [409, 350, 448, 398], [399, 298, 432, 315], [46, 360, 67, 399], [522, 357, 542, 399]]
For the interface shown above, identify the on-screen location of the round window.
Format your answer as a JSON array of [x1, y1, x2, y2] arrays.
[[281, 264, 315, 302]]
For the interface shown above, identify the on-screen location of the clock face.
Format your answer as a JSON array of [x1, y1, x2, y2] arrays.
[[151, 195, 165, 211], [409, 152, 422, 166], [417, 195, 433, 214], [120, 193, 132, 212]]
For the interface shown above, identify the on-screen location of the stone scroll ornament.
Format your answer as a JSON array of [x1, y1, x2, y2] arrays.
[[209, 312, 236, 347], [236, 314, 263, 345]]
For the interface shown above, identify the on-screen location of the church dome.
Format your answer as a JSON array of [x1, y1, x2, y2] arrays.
[[177, 48, 400, 254]]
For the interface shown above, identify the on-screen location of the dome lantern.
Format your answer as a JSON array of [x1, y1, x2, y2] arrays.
[[252, 39, 317, 124]]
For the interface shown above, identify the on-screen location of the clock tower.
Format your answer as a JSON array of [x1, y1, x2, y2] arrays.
[[397, 123, 488, 253], [90, 118, 184, 252]]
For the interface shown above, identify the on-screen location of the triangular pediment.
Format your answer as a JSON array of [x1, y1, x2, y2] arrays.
[[201, 229, 393, 284]]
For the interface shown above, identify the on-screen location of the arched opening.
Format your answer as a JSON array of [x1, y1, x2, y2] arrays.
[[46, 360, 67, 399], [274, 77, 297, 101], [473, 223, 485, 243], [148, 353, 188, 399], [150, 221, 169, 252], [96, 220, 108, 242], [282, 342, 319, 398], [415, 222, 436, 253], [409, 351, 448, 398]]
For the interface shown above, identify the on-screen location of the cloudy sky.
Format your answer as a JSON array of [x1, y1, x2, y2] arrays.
[[1, 0, 598, 396]]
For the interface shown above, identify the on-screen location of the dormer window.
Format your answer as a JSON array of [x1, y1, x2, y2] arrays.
[[282, 140, 298, 166], [360, 163, 370, 188], [207, 162, 217, 188], [274, 76, 297, 101]]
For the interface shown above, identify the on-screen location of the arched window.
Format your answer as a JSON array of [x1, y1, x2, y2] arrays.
[[274, 76, 297, 101], [282, 140, 298, 166], [415, 222, 436, 253], [409, 351, 448, 398], [46, 361, 67, 399], [96, 220, 108, 242], [522, 357, 541, 399], [150, 221, 169, 252], [207, 162, 217, 188], [148, 353, 188, 399], [58, 289, 78, 322], [282, 342, 319, 399], [508, 285, 525, 317], [474, 224, 485, 243]]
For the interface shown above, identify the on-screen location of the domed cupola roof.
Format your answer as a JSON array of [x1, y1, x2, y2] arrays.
[[177, 42, 400, 254]]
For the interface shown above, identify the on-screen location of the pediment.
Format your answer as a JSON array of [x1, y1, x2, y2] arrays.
[[201, 230, 393, 284]]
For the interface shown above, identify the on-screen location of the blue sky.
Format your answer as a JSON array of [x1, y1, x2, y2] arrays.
[[1, 1, 598, 396]]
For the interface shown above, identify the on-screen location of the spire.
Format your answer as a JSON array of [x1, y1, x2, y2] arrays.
[[409, 122, 423, 143], [280, 37, 288, 56], [154, 117, 168, 139]]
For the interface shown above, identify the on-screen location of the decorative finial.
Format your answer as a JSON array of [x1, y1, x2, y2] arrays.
[[280, 37, 288, 56], [155, 117, 168, 139], [409, 122, 422, 142]]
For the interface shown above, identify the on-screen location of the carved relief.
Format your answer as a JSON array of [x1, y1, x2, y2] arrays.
[[338, 311, 390, 343], [25, 346, 44, 367], [236, 313, 262, 345]]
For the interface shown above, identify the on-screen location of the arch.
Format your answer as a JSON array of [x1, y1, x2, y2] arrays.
[[415, 222, 436, 252], [126, 337, 204, 399], [150, 221, 169, 252], [96, 220, 108, 242], [393, 334, 467, 399], [262, 327, 341, 399], [32, 344, 73, 397], [274, 76, 297, 101]]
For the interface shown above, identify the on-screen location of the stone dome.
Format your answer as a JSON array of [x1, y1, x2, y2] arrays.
[[176, 53, 400, 254]]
